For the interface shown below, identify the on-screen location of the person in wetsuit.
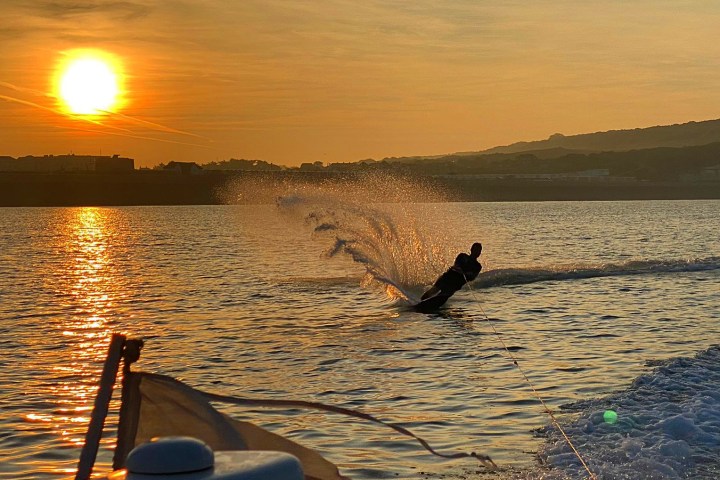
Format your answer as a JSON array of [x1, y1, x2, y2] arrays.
[[419, 242, 482, 306]]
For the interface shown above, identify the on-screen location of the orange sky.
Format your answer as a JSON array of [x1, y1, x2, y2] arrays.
[[1, 1, 720, 168]]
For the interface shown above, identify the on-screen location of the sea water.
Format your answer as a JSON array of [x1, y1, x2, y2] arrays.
[[0, 197, 718, 479]]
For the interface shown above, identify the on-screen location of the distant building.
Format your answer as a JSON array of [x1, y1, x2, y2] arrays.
[[202, 159, 283, 171], [0, 154, 134, 172], [680, 164, 720, 183], [96, 155, 135, 172], [163, 161, 203, 175], [433, 169, 617, 181], [298, 161, 324, 171]]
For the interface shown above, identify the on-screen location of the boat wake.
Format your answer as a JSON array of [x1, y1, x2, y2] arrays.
[[474, 257, 720, 289], [539, 345, 720, 479]]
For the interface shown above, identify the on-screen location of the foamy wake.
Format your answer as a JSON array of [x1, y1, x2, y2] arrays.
[[474, 257, 720, 289], [537, 346, 720, 479]]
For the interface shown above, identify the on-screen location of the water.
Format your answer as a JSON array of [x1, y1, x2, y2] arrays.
[[0, 198, 719, 479]]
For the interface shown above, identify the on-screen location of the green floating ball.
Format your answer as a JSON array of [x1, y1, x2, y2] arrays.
[[603, 410, 618, 424]]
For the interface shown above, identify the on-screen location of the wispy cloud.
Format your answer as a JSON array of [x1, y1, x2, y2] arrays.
[[27, 1, 152, 21], [59, 125, 214, 148], [101, 110, 212, 140], [0, 79, 212, 145]]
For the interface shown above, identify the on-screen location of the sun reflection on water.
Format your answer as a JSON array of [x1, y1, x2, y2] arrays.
[[24, 207, 130, 477]]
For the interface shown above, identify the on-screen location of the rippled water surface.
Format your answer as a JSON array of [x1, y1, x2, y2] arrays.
[[1, 200, 719, 479]]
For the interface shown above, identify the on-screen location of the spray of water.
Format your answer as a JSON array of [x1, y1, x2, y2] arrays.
[[221, 171, 463, 302]]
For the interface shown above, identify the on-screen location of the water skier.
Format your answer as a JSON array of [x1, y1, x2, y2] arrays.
[[417, 242, 482, 311]]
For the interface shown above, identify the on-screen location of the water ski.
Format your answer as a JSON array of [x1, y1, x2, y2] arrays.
[[414, 293, 452, 313]]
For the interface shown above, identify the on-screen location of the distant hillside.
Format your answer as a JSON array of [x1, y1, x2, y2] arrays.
[[482, 118, 720, 155], [372, 141, 720, 181]]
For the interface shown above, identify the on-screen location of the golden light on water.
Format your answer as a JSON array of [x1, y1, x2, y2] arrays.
[[57, 207, 119, 362], [54, 49, 125, 115], [30, 208, 129, 461]]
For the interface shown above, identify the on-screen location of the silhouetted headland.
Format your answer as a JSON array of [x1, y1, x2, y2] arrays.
[[2, 118, 720, 206]]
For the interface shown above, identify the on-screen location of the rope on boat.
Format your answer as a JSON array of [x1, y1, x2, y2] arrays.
[[462, 273, 598, 480]]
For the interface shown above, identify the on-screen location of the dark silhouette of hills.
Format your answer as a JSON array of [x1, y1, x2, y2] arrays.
[[362, 118, 720, 183], [385, 141, 720, 181], [474, 118, 720, 156], [2, 118, 719, 206], [378, 118, 720, 165]]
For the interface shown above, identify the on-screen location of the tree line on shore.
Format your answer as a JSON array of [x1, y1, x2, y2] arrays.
[[195, 141, 720, 182]]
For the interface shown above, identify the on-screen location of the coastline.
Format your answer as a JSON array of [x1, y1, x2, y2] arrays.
[[0, 171, 718, 207]]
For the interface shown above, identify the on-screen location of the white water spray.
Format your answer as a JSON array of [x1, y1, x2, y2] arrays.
[[222, 171, 463, 302]]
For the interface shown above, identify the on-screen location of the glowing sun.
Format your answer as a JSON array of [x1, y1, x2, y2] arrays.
[[55, 50, 124, 115]]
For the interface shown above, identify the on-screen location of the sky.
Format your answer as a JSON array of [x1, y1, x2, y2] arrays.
[[1, 1, 720, 168]]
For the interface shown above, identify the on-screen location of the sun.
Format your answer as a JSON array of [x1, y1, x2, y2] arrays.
[[54, 49, 124, 115]]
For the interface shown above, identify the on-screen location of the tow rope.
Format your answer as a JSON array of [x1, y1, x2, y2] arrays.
[[462, 272, 597, 480]]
